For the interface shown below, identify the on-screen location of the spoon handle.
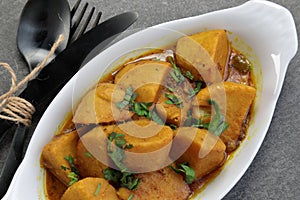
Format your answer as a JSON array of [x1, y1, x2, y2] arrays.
[[0, 124, 26, 198]]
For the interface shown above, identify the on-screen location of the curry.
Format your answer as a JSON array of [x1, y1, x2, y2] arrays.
[[41, 29, 256, 200]]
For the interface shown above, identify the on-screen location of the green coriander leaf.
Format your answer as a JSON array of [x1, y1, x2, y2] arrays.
[[125, 144, 134, 149], [108, 132, 124, 142], [84, 152, 93, 158], [107, 131, 142, 191], [187, 81, 202, 99], [151, 110, 164, 125], [183, 110, 194, 127], [165, 93, 183, 108], [127, 194, 135, 200], [64, 155, 79, 176], [207, 100, 229, 136], [184, 109, 210, 128], [170, 165, 182, 174], [103, 168, 123, 182], [170, 163, 195, 184], [169, 124, 177, 130], [116, 86, 136, 110], [116, 101, 129, 110], [180, 164, 195, 184], [185, 71, 194, 80], [94, 183, 101, 196], [130, 102, 153, 118], [108, 147, 127, 172], [170, 71, 180, 82], [120, 172, 141, 190], [167, 56, 185, 83], [103, 168, 141, 191], [68, 172, 79, 186], [108, 132, 125, 151], [167, 86, 175, 92], [115, 137, 127, 148], [107, 132, 134, 173], [165, 100, 174, 105]]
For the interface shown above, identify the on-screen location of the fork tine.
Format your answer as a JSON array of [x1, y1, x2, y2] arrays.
[[92, 11, 102, 28], [71, 0, 81, 18], [69, 2, 88, 41], [73, 7, 95, 41]]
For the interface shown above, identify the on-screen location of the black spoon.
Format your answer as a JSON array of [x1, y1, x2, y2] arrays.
[[17, 0, 71, 71]]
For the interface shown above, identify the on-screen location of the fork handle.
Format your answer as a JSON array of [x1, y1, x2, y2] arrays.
[[0, 124, 26, 198]]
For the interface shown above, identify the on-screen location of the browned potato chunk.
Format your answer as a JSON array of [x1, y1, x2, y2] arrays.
[[117, 167, 190, 200], [173, 127, 226, 179], [75, 119, 174, 173], [41, 130, 79, 186], [61, 178, 119, 200], [114, 60, 171, 102], [175, 30, 229, 83], [73, 83, 133, 124], [78, 125, 115, 170], [76, 138, 108, 178], [194, 82, 256, 151], [112, 119, 174, 172]]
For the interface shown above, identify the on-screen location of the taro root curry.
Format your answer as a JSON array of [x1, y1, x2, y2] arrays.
[[41, 29, 256, 200]]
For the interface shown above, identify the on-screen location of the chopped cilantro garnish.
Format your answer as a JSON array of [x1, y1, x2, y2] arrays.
[[128, 194, 135, 200], [116, 86, 136, 110], [84, 151, 93, 158], [115, 87, 164, 125], [64, 155, 79, 177], [120, 172, 141, 190], [151, 109, 164, 125], [184, 109, 209, 128], [130, 102, 152, 118], [166, 86, 175, 92], [105, 133, 141, 190], [167, 56, 185, 83], [103, 168, 122, 182], [169, 124, 177, 130], [170, 162, 195, 184], [191, 118, 210, 129], [94, 183, 101, 196], [64, 155, 80, 185], [125, 144, 134, 149], [207, 100, 229, 136], [184, 100, 228, 136], [187, 81, 202, 99], [103, 168, 141, 191], [165, 93, 183, 108], [108, 132, 133, 150], [185, 71, 194, 80], [107, 133, 128, 172], [67, 172, 79, 186]]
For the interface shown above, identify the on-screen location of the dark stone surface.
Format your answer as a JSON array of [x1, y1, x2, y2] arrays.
[[0, 0, 299, 199]]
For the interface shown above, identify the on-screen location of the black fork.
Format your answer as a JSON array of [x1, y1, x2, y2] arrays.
[[69, 0, 102, 44]]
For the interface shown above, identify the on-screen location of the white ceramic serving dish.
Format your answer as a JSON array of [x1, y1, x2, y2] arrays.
[[3, 0, 297, 199]]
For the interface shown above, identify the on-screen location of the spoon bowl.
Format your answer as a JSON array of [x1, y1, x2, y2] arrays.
[[17, 0, 70, 71]]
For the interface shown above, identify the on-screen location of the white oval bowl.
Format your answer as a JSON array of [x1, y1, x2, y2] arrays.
[[3, 0, 297, 199]]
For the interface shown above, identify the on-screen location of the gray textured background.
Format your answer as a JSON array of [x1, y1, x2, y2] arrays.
[[0, 0, 299, 199]]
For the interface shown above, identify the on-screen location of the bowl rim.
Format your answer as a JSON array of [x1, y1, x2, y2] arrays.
[[3, 0, 298, 199]]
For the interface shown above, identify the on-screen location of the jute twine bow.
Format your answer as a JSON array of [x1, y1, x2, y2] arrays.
[[0, 34, 64, 126]]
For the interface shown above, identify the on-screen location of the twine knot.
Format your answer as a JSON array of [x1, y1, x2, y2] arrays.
[[0, 35, 64, 126]]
